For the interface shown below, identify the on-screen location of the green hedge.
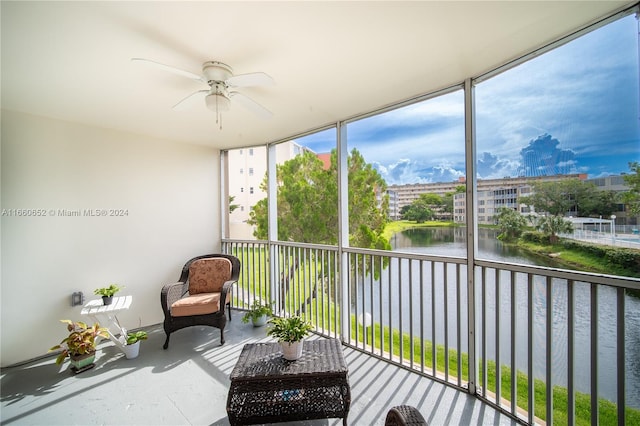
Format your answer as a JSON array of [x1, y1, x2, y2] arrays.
[[521, 231, 640, 271], [521, 231, 549, 244]]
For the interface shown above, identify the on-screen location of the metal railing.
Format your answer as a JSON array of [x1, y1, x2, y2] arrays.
[[222, 239, 640, 425]]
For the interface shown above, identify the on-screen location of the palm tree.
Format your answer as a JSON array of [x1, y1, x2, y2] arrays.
[[529, 215, 574, 243]]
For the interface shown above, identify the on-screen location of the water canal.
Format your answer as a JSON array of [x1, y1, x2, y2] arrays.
[[374, 227, 640, 408]]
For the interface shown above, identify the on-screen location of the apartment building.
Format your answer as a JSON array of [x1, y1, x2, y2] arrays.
[[389, 180, 464, 209], [588, 174, 637, 226], [469, 174, 588, 224], [390, 174, 589, 225], [387, 189, 399, 220], [227, 141, 309, 239]]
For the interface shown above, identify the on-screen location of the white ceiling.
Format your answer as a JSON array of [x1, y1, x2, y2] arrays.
[[2, 1, 634, 150]]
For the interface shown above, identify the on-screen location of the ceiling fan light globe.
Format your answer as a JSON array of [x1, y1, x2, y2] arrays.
[[206, 94, 230, 111]]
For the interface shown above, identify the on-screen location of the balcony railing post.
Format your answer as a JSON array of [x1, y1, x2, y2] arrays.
[[546, 276, 553, 425], [340, 251, 350, 341], [568, 280, 575, 425], [591, 283, 599, 426], [337, 121, 350, 342], [527, 274, 534, 425], [464, 77, 478, 395], [617, 287, 625, 425]]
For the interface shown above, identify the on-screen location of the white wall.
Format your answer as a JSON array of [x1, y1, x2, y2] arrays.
[[1, 110, 220, 366]]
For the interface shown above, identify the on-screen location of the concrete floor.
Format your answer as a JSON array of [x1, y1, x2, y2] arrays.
[[1, 311, 518, 426]]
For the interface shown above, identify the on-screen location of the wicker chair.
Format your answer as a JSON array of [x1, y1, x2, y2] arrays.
[[384, 405, 428, 426], [160, 254, 240, 349]]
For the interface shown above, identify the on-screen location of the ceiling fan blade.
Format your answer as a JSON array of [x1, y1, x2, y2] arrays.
[[172, 90, 208, 110], [226, 72, 275, 88], [229, 91, 273, 119], [131, 58, 204, 83]]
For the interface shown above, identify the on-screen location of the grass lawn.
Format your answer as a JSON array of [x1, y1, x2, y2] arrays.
[[351, 318, 640, 425]]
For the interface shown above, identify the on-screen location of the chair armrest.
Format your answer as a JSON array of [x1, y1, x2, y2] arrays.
[[160, 282, 187, 314], [219, 280, 234, 309]]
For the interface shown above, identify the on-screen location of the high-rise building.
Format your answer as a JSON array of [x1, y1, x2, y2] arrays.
[[227, 141, 310, 239]]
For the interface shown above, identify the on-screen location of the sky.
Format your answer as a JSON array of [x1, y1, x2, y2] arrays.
[[298, 14, 640, 186]]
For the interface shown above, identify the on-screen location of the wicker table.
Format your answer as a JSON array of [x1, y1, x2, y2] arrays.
[[227, 338, 350, 425]]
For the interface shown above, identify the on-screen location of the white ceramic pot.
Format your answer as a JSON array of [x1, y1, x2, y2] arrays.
[[122, 341, 140, 359], [280, 340, 303, 361], [252, 314, 268, 327]]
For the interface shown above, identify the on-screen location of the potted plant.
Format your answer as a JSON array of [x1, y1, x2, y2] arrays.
[[121, 330, 147, 359], [266, 316, 314, 361], [94, 283, 123, 305], [49, 320, 109, 373], [241, 300, 274, 327]]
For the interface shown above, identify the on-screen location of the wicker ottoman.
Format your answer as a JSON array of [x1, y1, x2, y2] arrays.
[[384, 405, 429, 425], [227, 338, 350, 425]]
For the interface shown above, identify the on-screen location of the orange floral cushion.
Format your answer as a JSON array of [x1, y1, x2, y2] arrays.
[[188, 258, 232, 294], [171, 293, 220, 317]]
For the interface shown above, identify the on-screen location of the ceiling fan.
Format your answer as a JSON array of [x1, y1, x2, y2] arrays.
[[131, 58, 275, 127]]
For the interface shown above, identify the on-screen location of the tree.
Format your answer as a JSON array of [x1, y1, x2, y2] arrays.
[[529, 215, 574, 244], [345, 149, 390, 250], [495, 207, 527, 241], [229, 196, 240, 214], [247, 148, 390, 314], [441, 185, 465, 217], [402, 203, 434, 223], [579, 188, 617, 217], [248, 150, 334, 243], [521, 178, 616, 217], [399, 204, 412, 217], [521, 179, 580, 216], [622, 161, 640, 215], [401, 193, 440, 223], [420, 193, 443, 206], [248, 148, 389, 249]]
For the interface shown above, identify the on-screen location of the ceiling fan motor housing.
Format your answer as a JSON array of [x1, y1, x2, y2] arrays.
[[202, 61, 233, 83]]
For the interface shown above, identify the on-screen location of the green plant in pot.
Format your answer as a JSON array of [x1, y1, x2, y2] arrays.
[[266, 316, 314, 361], [241, 300, 274, 327], [94, 283, 123, 305], [121, 330, 147, 359], [126, 330, 148, 345], [49, 320, 109, 372]]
